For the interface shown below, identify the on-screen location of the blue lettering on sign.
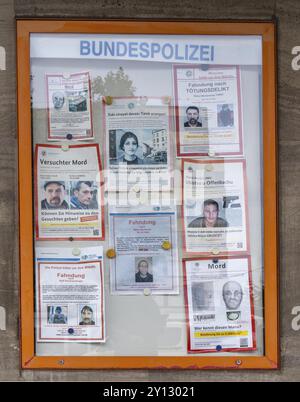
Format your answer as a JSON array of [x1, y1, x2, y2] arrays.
[[140, 42, 150, 58], [128, 42, 138, 58], [80, 40, 90, 56], [150, 43, 161, 58], [116, 42, 127, 57], [79, 40, 215, 62]]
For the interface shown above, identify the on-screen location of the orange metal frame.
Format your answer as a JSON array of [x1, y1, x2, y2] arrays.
[[17, 19, 278, 370]]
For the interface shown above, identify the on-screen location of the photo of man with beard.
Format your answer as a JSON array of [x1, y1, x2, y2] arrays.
[[41, 181, 69, 210], [184, 106, 203, 128]]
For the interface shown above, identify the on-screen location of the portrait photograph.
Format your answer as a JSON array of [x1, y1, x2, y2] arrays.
[[222, 280, 243, 311], [78, 304, 96, 326], [135, 257, 153, 283], [182, 105, 208, 130], [69, 180, 98, 210], [40, 180, 70, 210], [109, 128, 168, 166], [186, 196, 243, 229], [191, 281, 215, 312], [51, 91, 65, 110]]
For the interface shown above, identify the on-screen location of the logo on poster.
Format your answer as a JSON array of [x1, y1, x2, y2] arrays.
[[0, 46, 6, 71]]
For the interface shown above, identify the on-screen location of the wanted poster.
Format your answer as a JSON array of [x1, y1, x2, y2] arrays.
[[35, 247, 105, 343], [183, 256, 256, 353], [173, 65, 243, 157], [105, 97, 172, 192], [35, 144, 104, 241], [46, 71, 93, 140], [109, 205, 179, 295], [183, 159, 249, 255]]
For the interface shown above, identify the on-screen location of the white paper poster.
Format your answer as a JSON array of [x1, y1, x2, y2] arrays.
[[105, 96, 172, 192], [183, 159, 249, 255], [184, 256, 255, 353], [46, 71, 93, 140], [109, 205, 179, 295], [174, 65, 243, 157], [35, 247, 105, 343], [35, 144, 104, 240]]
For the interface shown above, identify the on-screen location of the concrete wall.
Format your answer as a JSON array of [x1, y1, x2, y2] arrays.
[[0, 0, 299, 381]]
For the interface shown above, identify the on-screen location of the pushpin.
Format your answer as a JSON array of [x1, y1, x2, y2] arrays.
[[162, 96, 171, 105], [72, 248, 81, 257], [211, 248, 220, 256], [162, 240, 172, 250], [205, 164, 213, 172], [69, 237, 74, 242], [216, 345, 222, 352], [66, 133, 73, 140], [143, 288, 151, 296], [68, 328, 74, 335], [61, 144, 69, 152], [200, 64, 209, 71], [103, 96, 113, 105], [208, 151, 215, 158], [63, 72, 71, 79], [106, 248, 116, 259]]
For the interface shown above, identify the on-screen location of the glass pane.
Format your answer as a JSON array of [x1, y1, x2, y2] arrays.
[[30, 33, 264, 357]]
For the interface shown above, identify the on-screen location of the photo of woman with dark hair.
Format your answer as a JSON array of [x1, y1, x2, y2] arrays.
[[118, 131, 144, 165]]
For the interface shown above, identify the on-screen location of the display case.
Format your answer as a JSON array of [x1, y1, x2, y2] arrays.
[[17, 20, 278, 369]]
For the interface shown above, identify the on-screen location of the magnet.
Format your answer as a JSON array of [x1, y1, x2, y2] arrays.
[[162, 241, 172, 250], [205, 164, 213, 172], [103, 96, 113, 105], [106, 249, 116, 259], [132, 185, 141, 193], [72, 248, 81, 257]]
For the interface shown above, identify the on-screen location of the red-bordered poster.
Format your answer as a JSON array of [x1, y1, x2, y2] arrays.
[[35, 144, 104, 241], [183, 255, 256, 353], [182, 158, 249, 255], [173, 64, 243, 157], [35, 247, 105, 343], [46, 71, 94, 141], [103, 96, 173, 192]]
